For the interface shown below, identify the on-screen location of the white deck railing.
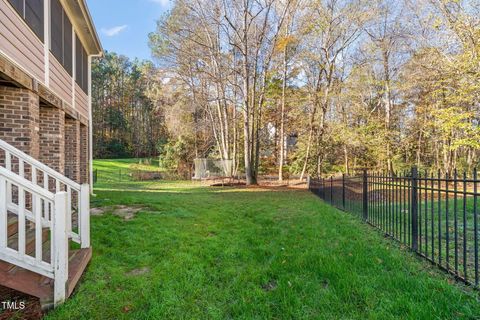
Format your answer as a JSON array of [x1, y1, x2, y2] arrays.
[[0, 139, 90, 248], [0, 139, 90, 306]]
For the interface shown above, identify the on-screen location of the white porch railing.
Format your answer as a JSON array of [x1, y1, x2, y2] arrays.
[[0, 139, 90, 248], [0, 139, 90, 306]]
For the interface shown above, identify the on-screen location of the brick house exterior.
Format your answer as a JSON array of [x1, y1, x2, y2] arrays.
[[0, 0, 102, 187], [0, 0, 102, 306]]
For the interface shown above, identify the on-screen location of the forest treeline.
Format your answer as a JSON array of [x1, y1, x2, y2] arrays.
[[92, 0, 479, 184], [92, 53, 166, 159]]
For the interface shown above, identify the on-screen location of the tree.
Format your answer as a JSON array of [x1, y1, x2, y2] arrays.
[[92, 0, 480, 179], [92, 52, 166, 159]]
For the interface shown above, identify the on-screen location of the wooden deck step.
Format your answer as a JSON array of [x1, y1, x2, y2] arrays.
[[7, 214, 48, 238], [7, 215, 18, 237], [0, 261, 53, 302], [0, 247, 92, 309], [66, 248, 92, 297], [7, 227, 49, 256]]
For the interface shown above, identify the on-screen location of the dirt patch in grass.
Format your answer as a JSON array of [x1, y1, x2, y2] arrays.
[[210, 182, 246, 187], [113, 206, 144, 220], [203, 178, 307, 190], [126, 267, 150, 276], [90, 207, 105, 216], [91, 205, 145, 220], [261, 280, 278, 292]]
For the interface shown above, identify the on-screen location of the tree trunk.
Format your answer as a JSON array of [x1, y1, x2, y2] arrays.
[[416, 129, 423, 168], [300, 97, 317, 181], [242, 4, 254, 185], [233, 91, 238, 176], [243, 76, 253, 184], [383, 49, 394, 174], [278, 42, 288, 181], [344, 145, 349, 175]]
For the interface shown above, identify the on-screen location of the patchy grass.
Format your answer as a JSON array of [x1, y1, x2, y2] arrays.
[[45, 161, 480, 319]]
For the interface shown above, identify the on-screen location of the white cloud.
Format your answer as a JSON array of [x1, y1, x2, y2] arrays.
[[101, 25, 128, 37], [149, 0, 169, 6]]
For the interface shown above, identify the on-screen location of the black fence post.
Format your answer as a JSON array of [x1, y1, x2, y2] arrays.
[[411, 166, 419, 251], [321, 178, 324, 199], [363, 169, 368, 221], [330, 176, 333, 204], [342, 173, 346, 210]]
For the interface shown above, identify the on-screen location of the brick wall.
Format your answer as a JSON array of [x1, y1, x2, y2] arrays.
[[65, 118, 81, 182], [39, 106, 65, 174], [1, 86, 90, 187], [0, 86, 40, 206], [80, 124, 89, 184], [0, 86, 39, 158]]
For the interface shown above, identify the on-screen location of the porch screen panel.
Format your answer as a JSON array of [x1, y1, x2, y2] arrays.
[[81, 47, 88, 92], [75, 35, 83, 87], [50, 0, 63, 62], [25, 0, 44, 41], [7, 0, 23, 15], [63, 15, 73, 75]]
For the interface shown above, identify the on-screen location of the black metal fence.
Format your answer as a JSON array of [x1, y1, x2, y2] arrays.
[[92, 169, 128, 184], [92, 169, 185, 184], [309, 168, 479, 289]]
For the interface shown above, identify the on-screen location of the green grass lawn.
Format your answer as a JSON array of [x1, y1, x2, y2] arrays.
[[318, 182, 480, 284], [45, 160, 480, 319], [94, 158, 163, 183]]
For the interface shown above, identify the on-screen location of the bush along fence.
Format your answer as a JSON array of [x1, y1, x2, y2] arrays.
[[308, 167, 479, 289]]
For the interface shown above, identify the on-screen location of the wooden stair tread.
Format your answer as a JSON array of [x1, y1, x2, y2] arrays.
[[0, 260, 53, 301], [3, 240, 51, 276], [0, 248, 92, 306], [0, 241, 53, 300], [67, 247, 92, 297], [7, 215, 38, 237], [7, 215, 18, 237], [7, 227, 49, 255]]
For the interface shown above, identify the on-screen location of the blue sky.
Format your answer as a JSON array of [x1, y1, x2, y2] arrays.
[[86, 0, 171, 60]]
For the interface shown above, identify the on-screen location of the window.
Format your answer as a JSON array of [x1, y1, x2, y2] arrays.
[[50, 0, 72, 75], [75, 35, 89, 93], [75, 36, 82, 85], [63, 15, 72, 74], [82, 48, 88, 92], [7, 0, 44, 42], [50, 0, 62, 61], [25, 0, 44, 41], [8, 0, 23, 14]]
